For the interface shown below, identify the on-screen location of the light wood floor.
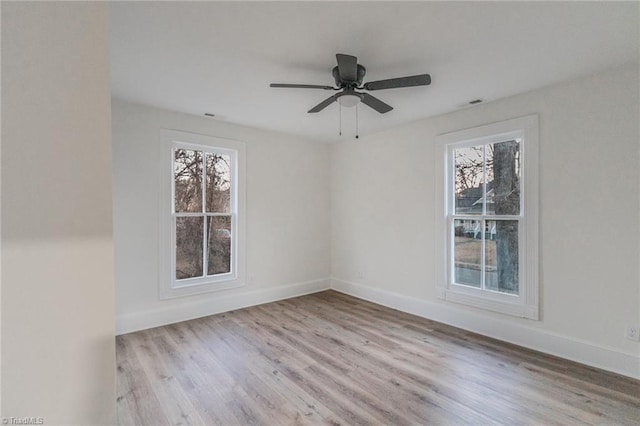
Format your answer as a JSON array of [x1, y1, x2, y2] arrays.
[[116, 290, 639, 425]]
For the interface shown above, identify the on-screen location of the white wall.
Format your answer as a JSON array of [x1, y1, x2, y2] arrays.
[[331, 63, 640, 378], [112, 100, 331, 334], [1, 2, 115, 423]]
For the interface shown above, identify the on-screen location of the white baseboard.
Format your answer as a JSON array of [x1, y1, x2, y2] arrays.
[[116, 278, 330, 335], [330, 278, 640, 380]]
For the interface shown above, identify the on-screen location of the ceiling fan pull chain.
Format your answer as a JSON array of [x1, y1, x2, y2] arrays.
[[339, 102, 342, 136], [355, 103, 359, 139]]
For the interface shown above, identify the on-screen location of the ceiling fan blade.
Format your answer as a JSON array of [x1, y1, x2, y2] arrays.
[[363, 74, 431, 91], [361, 93, 393, 114], [336, 54, 358, 82], [270, 83, 335, 90], [308, 93, 340, 113]]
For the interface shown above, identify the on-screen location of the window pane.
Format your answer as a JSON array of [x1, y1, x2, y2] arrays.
[[455, 146, 484, 214], [176, 217, 203, 280], [207, 216, 231, 275], [485, 220, 518, 294], [453, 219, 481, 288], [487, 140, 520, 215], [206, 153, 231, 213], [174, 149, 203, 212]]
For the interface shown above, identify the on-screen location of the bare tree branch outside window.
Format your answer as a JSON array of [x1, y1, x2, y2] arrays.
[[174, 149, 232, 280]]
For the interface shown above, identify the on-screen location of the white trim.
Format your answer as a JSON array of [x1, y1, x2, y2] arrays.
[[331, 278, 640, 380], [116, 278, 331, 335], [159, 129, 246, 299], [436, 115, 538, 146], [435, 114, 539, 319]]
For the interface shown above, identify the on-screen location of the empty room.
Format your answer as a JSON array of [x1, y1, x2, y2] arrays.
[[1, 1, 639, 425]]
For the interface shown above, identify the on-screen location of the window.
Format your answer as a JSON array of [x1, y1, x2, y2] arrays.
[[159, 130, 245, 299], [435, 115, 539, 319]]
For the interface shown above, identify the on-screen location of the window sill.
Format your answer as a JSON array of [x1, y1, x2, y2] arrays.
[[160, 278, 245, 300], [437, 287, 539, 320]]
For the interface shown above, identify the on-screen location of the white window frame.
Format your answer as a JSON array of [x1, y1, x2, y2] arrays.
[[159, 129, 246, 299], [435, 115, 539, 319]]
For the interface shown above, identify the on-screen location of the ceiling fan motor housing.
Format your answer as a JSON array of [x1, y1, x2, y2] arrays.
[[332, 64, 366, 88]]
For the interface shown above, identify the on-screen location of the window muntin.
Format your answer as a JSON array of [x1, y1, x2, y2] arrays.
[[436, 115, 538, 319]]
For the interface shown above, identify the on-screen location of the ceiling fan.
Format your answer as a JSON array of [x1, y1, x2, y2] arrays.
[[270, 54, 431, 114]]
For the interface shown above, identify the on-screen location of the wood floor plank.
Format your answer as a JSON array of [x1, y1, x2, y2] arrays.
[[236, 306, 384, 424], [186, 317, 313, 425], [150, 326, 242, 425], [116, 290, 640, 425], [128, 330, 206, 425], [276, 298, 564, 418], [212, 315, 349, 424], [307, 294, 638, 424], [310, 292, 640, 418], [264, 300, 486, 421], [115, 335, 172, 426]]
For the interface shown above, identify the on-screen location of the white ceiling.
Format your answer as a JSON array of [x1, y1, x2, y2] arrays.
[[110, 1, 639, 142]]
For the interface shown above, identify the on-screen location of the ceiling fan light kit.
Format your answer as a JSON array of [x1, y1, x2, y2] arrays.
[[270, 53, 431, 137], [337, 93, 361, 108]]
